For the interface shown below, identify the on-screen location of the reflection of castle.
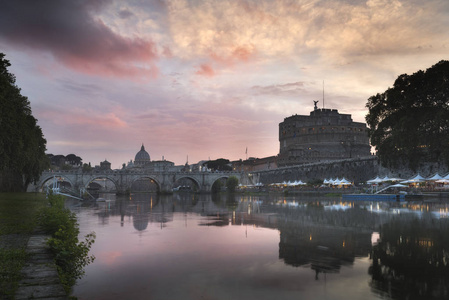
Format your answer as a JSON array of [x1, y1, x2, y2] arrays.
[[278, 223, 372, 278], [278, 104, 370, 167]]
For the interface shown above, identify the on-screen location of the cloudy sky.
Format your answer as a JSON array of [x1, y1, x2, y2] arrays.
[[1, 0, 448, 168]]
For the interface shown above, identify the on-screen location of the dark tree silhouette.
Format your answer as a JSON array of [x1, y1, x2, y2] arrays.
[[0, 53, 49, 191], [366, 60, 449, 170]]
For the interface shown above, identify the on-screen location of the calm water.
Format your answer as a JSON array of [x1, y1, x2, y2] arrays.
[[68, 193, 449, 300]]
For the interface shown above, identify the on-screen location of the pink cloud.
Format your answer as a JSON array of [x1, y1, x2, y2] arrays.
[[37, 107, 127, 129], [209, 44, 257, 67], [195, 63, 215, 77]]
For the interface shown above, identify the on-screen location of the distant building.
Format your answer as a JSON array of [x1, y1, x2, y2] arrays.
[[232, 156, 277, 172], [278, 105, 370, 167], [127, 144, 175, 171], [134, 144, 151, 166], [100, 159, 111, 170]]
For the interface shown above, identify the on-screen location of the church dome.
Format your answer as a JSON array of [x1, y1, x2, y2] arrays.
[[135, 144, 150, 165]]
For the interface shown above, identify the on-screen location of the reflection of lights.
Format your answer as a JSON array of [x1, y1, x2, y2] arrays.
[[309, 234, 312, 241], [371, 232, 380, 246], [342, 240, 345, 247]]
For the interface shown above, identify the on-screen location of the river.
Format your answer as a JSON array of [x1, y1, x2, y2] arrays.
[[67, 193, 449, 300]]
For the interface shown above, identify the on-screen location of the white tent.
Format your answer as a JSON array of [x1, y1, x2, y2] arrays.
[[339, 178, 352, 185], [427, 173, 443, 181], [367, 176, 383, 184], [436, 179, 449, 184], [381, 176, 392, 182], [390, 183, 408, 188], [388, 177, 405, 182], [293, 180, 306, 186], [444, 173, 449, 180], [402, 174, 425, 184]]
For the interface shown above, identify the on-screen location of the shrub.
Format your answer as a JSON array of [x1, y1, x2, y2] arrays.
[[39, 194, 95, 292]]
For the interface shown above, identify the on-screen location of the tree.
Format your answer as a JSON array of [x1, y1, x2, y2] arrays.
[[226, 176, 239, 193], [0, 53, 49, 191], [366, 60, 449, 170], [205, 158, 232, 171], [66, 154, 82, 166]]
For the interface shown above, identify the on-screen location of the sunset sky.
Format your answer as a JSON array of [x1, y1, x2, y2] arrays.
[[1, 0, 448, 168]]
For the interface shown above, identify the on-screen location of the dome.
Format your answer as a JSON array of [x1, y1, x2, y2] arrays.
[[134, 144, 150, 165]]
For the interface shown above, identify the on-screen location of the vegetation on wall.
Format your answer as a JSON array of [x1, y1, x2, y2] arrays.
[[366, 60, 449, 170], [0, 53, 49, 191]]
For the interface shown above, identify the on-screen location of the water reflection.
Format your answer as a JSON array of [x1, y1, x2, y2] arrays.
[[370, 217, 449, 299], [71, 194, 449, 300]]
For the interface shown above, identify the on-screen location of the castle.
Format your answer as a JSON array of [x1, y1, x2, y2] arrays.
[[277, 103, 371, 167]]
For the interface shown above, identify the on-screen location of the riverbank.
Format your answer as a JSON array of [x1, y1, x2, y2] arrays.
[[0, 193, 68, 299]]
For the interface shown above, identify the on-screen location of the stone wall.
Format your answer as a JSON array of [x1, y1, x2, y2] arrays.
[[252, 156, 448, 185]]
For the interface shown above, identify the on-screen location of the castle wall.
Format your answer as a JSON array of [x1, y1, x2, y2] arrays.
[[278, 108, 370, 167]]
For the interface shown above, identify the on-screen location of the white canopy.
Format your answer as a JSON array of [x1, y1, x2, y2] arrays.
[[367, 176, 383, 184], [427, 173, 443, 181], [410, 174, 425, 181], [390, 183, 408, 188], [402, 174, 425, 183], [436, 179, 449, 184], [388, 177, 405, 182], [339, 177, 352, 184]]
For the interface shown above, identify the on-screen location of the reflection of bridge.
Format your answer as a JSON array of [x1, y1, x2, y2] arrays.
[[29, 169, 248, 194]]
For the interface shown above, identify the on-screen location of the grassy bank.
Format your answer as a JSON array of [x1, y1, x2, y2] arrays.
[[0, 192, 47, 298]]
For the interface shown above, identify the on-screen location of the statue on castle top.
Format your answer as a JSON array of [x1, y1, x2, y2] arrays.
[[313, 100, 319, 111]]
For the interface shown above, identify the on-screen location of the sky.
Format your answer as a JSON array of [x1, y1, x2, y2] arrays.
[[1, 0, 448, 169]]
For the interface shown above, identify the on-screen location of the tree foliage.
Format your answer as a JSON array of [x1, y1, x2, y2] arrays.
[[0, 53, 49, 191], [205, 158, 232, 171], [366, 60, 449, 170], [226, 176, 239, 192]]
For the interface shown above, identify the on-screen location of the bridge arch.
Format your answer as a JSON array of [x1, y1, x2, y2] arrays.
[[130, 175, 161, 193], [39, 175, 75, 192], [210, 175, 232, 192], [84, 175, 119, 193], [174, 175, 201, 192]]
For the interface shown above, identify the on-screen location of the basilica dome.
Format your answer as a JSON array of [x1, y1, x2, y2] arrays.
[[135, 144, 150, 166]]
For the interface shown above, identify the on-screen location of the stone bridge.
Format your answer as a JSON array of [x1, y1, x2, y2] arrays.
[[29, 169, 248, 194]]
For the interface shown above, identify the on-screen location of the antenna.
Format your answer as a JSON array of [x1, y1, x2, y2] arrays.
[[322, 80, 325, 109]]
